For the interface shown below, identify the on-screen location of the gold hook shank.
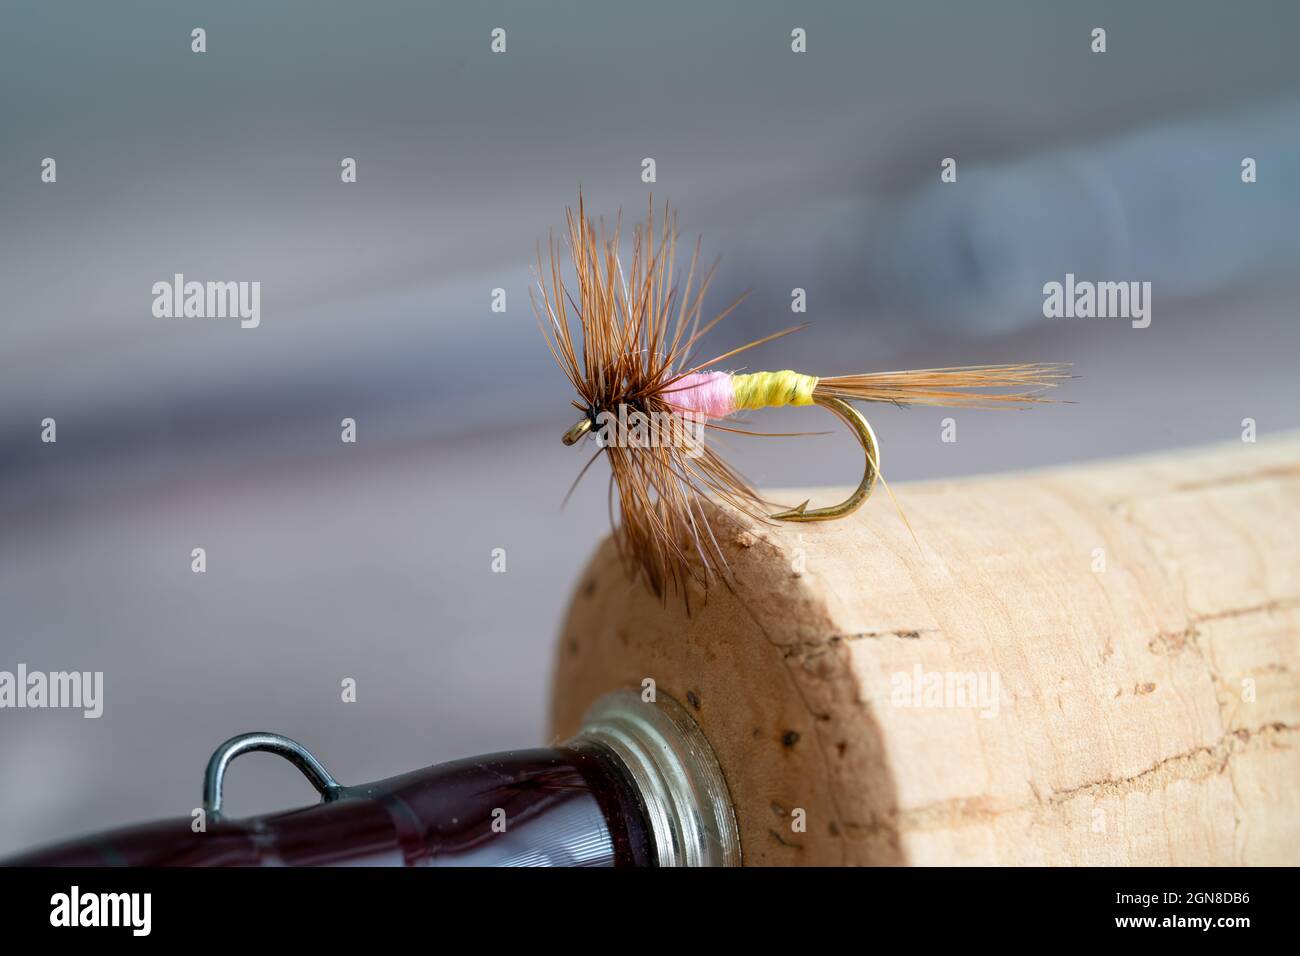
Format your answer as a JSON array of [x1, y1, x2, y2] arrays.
[[770, 395, 880, 521]]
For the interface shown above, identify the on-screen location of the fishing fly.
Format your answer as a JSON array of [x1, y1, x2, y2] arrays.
[[533, 195, 1067, 598]]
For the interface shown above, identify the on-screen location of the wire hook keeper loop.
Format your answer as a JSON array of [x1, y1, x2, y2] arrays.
[[770, 394, 881, 521], [203, 732, 343, 819]]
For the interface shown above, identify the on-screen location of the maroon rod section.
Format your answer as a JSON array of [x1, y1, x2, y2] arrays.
[[5, 745, 655, 867]]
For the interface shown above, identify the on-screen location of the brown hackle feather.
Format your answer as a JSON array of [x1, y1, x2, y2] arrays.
[[532, 194, 772, 599]]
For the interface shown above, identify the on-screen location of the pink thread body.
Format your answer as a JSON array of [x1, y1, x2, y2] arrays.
[[663, 371, 735, 419]]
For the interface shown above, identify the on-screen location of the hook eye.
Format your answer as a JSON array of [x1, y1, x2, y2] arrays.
[[563, 418, 594, 445]]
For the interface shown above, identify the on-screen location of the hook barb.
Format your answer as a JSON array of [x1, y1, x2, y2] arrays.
[[770, 395, 880, 521]]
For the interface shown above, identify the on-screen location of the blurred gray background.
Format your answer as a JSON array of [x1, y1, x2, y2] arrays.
[[1, 0, 1298, 855]]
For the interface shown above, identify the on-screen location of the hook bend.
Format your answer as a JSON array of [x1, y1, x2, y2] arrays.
[[770, 395, 879, 521]]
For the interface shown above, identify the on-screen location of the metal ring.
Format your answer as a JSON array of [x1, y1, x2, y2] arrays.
[[576, 691, 742, 867], [203, 732, 342, 818]]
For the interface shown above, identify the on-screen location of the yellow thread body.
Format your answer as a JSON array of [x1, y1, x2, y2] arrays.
[[731, 370, 818, 410]]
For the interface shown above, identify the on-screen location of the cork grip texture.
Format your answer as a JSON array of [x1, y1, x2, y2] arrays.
[[549, 436, 1300, 865]]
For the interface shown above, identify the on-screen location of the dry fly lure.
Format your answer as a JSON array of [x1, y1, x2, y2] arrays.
[[532, 195, 1067, 599]]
